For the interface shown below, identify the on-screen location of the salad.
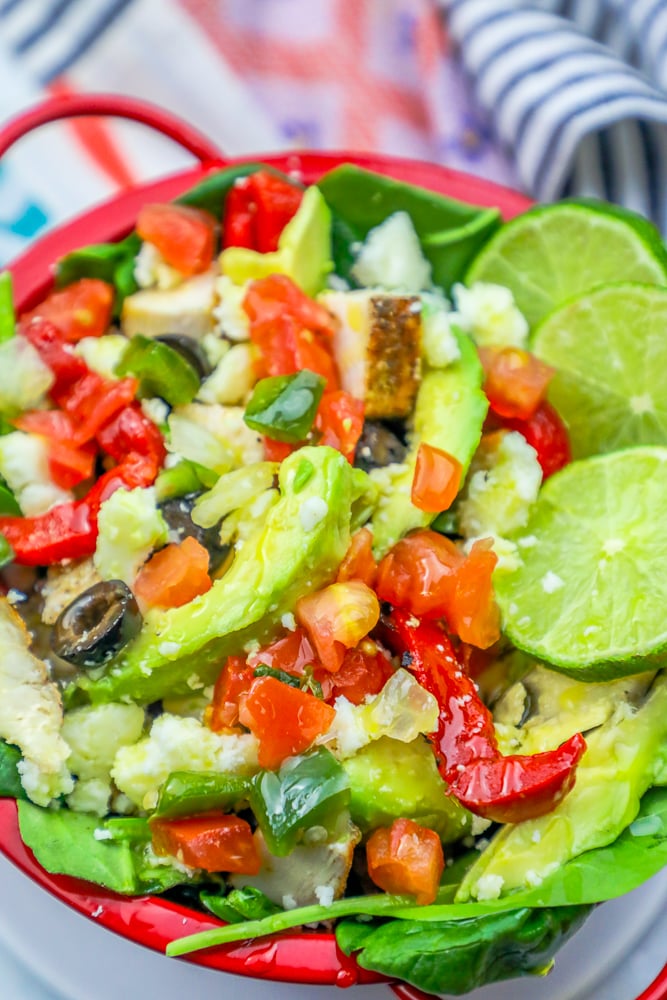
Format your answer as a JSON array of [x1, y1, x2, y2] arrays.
[[0, 162, 666, 997]]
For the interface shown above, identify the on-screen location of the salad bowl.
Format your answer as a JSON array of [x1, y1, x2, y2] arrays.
[[0, 94, 665, 1000]]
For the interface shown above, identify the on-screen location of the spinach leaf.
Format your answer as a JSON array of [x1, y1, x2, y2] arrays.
[[336, 905, 590, 996], [17, 802, 193, 895], [317, 164, 501, 291], [0, 740, 27, 799], [201, 886, 282, 924], [175, 162, 289, 216], [55, 232, 141, 314]]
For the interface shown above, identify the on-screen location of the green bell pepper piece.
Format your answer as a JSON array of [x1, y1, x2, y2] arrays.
[[154, 771, 252, 820], [0, 273, 15, 344], [244, 369, 325, 443], [154, 460, 218, 502], [201, 886, 282, 924], [116, 334, 201, 406], [249, 748, 350, 857]]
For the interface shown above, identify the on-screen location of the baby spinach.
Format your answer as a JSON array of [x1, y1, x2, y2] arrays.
[[201, 886, 282, 924], [317, 164, 501, 291], [0, 740, 27, 799], [55, 232, 141, 313]]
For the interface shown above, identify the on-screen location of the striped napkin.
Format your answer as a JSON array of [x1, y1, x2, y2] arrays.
[[2, 0, 667, 264]]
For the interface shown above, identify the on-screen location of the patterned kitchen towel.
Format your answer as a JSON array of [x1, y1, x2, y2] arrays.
[[2, 0, 667, 263]]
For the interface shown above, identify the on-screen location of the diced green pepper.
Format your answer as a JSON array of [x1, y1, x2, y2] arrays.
[[0, 273, 15, 344], [103, 817, 153, 842], [201, 886, 282, 923], [244, 369, 325, 443], [0, 478, 20, 516], [0, 533, 13, 569], [249, 748, 350, 857], [116, 335, 201, 406], [154, 771, 252, 820], [154, 460, 218, 502]]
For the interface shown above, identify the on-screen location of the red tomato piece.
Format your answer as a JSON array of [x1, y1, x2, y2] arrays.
[[315, 391, 365, 463], [150, 813, 260, 874], [366, 817, 445, 905], [21, 318, 88, 398], [448, 539, 501, 649], [336, 528, 378, 588], [502, 400, 572, 479], [263, 437, 297, 462], [238, 675, 336, 770], [133, 536, 211, 608], [60, 372, 138, 446], [481, 346, 555, 421], [47, 440, 96, 490], [245, 628, 317, 676], [14, 409, 76, 441], [411, 443, 463, 513], [296, 580, 381, 673], [375, 530, 465, 619], [323, 643, 394, 706], [136, 203, 216, 276], [207, 655, 254, 733], [21, 279, 114, 343], [96, 404, 166, 480]]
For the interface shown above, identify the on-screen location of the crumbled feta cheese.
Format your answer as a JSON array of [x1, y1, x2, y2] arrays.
[[420, 293, 461, 369], [62, 703, 144, 780], [458, 431, 542, 540], [281, 612, 297, 631], [525, 869, 543, 888], [531, 830, 542, 844], [0, 432, 72, 517], [93, 828, 113, 841], [134, 241, 182, 290], [198, 342, 256, 405], [470, 815, 493, 837], [112, 714, 260, 809], [473, 874, 505, 901], [140, 397, 170, 427], [315, 884, 335, 907], [67, 777, 112, 816], [94, 486, 168, 586], [158, 642, 181, 657], [351, 212, 432, 291], [541, 570, 565, 594], [452, 281, 528, 349], [75, 334, 127, 380], [299, 497, 329, 532], [212, 275, 250, 341], [282, 894, 298, 910]]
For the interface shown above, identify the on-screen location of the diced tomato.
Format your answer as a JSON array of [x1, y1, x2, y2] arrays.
[[481, 346, 554, 421], [263, 437, 296, 462], [315, 391, 364, 463], [376, 530, 464, 619], [238, 675, 336, 770], [134, 536, 211, 608], [21, 279, 114, 343], [96, 404, 166, 480], [222, 171, 303, 253], [336, 528, 378, 588], [322, 643, 394, 705], [411, 443, 462, 513], [245, 628, 317, 676], [47, 440, 96, 489], [14, 408, 76, 441], [150, 813, 260, 874], [136, 203, 216, 276], [447, 539, 500, 649], [366, 817, 444, 905], [502, 400, 572, 479], [207, 655, 254, 733], [22, 318, 89, 397], [296, 580, 380, 673], [60, 372, 138, 445]]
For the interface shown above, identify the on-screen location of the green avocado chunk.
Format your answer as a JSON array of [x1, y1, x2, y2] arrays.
[[370, 329, 487, 556], [67, 446, 354, 706], [458, 669, 667, 900], [342, 736, 470, 843]]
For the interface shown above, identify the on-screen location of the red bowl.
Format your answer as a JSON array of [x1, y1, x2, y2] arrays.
[[0, 95, 664, 999]]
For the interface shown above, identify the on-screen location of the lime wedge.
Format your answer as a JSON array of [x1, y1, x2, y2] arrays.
[[532, 282, 667, 458], [465, 201, 667, 328], [494, 447, 667, 679]]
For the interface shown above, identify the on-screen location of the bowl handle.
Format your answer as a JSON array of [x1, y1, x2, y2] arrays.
[[0, 92, 224, 163]]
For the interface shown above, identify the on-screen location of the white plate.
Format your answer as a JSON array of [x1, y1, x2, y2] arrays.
[[0, 851, 665, 1000]]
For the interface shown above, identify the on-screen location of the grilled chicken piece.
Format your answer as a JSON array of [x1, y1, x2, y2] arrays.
[[322, 291, 422, 420], [230, 821, 361, 909], [41, 557, 102, 626], [121, 270, 216, 340]]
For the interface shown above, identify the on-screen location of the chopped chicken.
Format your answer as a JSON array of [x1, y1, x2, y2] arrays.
[[0, 599, 73, 805], [322, 290, 421, 419], [121, 269, 216, 340], [230, 821, 360, 908], [41, 557, 102, 625]]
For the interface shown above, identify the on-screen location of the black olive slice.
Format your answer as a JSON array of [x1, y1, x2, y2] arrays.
[[155, 333, 213, 380], [159, 495, 230, 573], [354, 420, 407, 473], [52, 580, 142, 669]]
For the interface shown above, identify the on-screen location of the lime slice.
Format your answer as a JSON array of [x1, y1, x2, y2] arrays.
[[494, 447, 667, 680], [465, 201, 667, 328], [532, 282, 667, 458]]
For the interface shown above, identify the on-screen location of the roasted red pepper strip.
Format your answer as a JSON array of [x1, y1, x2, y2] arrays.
[[96, 404, 166, 481], [22, 318, 88, 397], [386, 610, 586, 824]]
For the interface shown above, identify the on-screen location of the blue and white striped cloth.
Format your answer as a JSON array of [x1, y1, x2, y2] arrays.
[[442, 0, 667, 230]]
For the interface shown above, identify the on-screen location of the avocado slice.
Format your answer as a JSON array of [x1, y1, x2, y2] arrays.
[[342, 736, 470, 843], [457, 669, 667, 900], [370, 328, 488, 556], [67, 447, 354, 706], [220, 186, 333, 296]]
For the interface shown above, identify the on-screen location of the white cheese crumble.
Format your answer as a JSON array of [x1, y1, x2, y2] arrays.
[[134, 241, 182, 290], [299, 497, 328, 532], [93, 828, 113, 841], [281, 612, 297, 631], [474, 874, 505, 901], [315, 884, 335, 907], [282, 894, 298, 910], [140, 397, 170, 427], [452, 281, 528, 349], [351, 212, 432, 291], [212, 275, 251, 341], [541, 570, 565, 594]]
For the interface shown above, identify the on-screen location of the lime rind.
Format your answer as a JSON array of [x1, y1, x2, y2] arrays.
[[531, 282, 667, 459], [494, 446, 667, 680], [465, 202, 667, 329]]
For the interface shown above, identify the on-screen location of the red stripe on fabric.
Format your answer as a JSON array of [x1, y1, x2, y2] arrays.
[[48, 79, 137, 189]]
